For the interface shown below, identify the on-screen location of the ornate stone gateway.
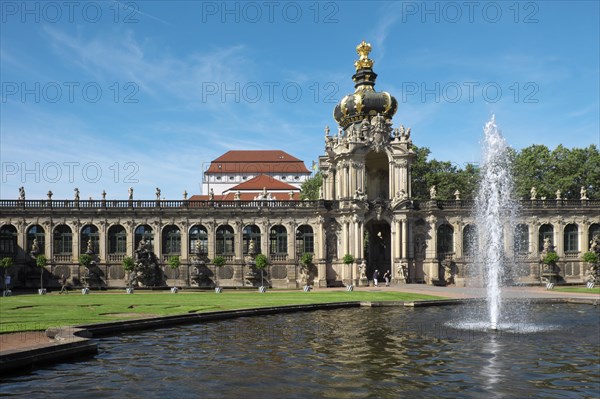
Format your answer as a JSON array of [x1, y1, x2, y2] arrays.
[[0, 42, 598, 289]]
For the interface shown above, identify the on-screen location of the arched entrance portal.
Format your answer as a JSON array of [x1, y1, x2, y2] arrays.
[[365, 220, 391, 282]]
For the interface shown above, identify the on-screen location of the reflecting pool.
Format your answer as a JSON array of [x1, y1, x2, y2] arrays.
[[1, 303, 598, 398]]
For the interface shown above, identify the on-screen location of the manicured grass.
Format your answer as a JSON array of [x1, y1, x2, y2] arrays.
[[0, 290, 444, 333], [552, 286, 600, 294]]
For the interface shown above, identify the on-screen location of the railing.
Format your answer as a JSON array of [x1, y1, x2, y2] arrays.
[[107, 254, 126, 263], [215, 254, 235, 262], [53, 254, 72, 262], [564, 251, 581, 260], [0, 199, 323, 209], [1, 198, 597, 212], [270, 254, 288, 262]]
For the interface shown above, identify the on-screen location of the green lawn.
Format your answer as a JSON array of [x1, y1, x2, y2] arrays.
[[552, 286, 600, 294], [0, 290, 443, 333]]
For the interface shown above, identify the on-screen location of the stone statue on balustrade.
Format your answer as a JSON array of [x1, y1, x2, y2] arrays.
[[530, 187, 537, 200]]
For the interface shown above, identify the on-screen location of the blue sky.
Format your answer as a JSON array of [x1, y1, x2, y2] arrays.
[[1, 0, 598, 199]]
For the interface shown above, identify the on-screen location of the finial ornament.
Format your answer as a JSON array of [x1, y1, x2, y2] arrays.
[[354, 40, 374, 71]]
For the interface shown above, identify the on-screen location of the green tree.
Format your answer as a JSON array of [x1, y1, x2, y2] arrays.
[[512, 144, 600, 199], [300, 172, 323, 200], [410, 145, 479, 200], [254, 254, 269, 287], [36, 254, 48, 291]]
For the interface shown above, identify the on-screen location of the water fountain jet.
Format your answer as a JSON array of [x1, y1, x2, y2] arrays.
[[473, 115, 519, 331]]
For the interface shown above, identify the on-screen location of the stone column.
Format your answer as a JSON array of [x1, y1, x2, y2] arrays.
[[98, 221, 107, 263], [402, 217, 408, 259], [206, 221, 216, 260], [44, 221, 52, 259], [154, 222, 163, 261], [126, 221, 134, 257], [389, 161, 396, 199], [316, 217, 327, 287], [71, 221, 80, 262], [235, 221, 244, 261], [554, 222, 563, 256], [180, 221, 189, 263], [529, 221, 538, 255]]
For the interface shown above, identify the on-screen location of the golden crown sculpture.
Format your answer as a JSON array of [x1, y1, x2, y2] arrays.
[[354, 40, 374, 70]]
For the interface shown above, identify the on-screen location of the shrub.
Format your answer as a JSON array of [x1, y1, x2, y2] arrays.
[[36, 254, 48, 268], [213, 256, 226, 267], [79, 254, 93, 268], [0, 257, 13, 269], [254, 254, 269, 270], [300, 252, 313, 266], [168, 256, 181, 269], [342, 254, 355, 265], [583, 251, 599, 264], [543, 252, 559, 265], [122, 256, 135, 272]]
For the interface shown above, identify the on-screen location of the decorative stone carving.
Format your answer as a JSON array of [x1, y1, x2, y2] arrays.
[[358, 260, 367, 279], [18, 187, 25, 201], [555, 190, 561, 200], [454, 190, 461, 200], [128, 187, 134, 200], [429, 186, 437, 200], [530, 187, 537, 200], [74, 188, 80, 202], [155, 188, 161, 200], [580, 186, 588, 200]]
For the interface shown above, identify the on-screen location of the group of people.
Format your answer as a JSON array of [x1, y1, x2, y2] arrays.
[[372, 269, 391, 287]]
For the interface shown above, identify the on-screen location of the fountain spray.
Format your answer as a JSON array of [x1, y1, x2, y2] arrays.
[[474, 115, 518, 330]]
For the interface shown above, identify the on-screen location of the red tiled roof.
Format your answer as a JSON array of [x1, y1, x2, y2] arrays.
[[206, 150, 310, 174], [228, 175, 299, 191]]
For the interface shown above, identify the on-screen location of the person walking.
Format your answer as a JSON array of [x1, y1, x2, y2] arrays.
[[373, 270, 379, 287], [59, 274, 68, 294], [383, 270, 390, 287], [4, 274, 11, 291]]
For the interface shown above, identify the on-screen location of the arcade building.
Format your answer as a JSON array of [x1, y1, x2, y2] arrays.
[[1, 42, 598, 289]]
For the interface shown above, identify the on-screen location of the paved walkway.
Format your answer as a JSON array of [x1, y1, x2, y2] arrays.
[[1, 285, 598, 354]]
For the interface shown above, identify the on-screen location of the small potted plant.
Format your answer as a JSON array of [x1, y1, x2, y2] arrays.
[[342, 254, 355, 291], [122, 256, 135, 294], [212, 255, 226, 293], [300, 253, 313, 291], [36, 254, 48, 295], [79, 254, 93, 294], [1, 257, 13, 295], [168, 256, 181, 293], [254, 253, 269, 293]]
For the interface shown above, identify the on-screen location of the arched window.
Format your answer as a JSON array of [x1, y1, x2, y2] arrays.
[[162, 225, 181, 255], [27, 224, 45, 254], [296, 225, 314, 254], [437, 224, 454, 259], [135, 224, 154, 249], [539, 224, 554, 252], [108, 225, 127, 254], [243, 224, 261, 255], [53, 225, 73, 255], [564, 224, 578, 253], [81, 224, 99, 254], [514, 224, 529, 254], [462, 225, 477, 257], [269, 225, 287, 255], [0, 225, 18, 256], [189, 225, 208, 255], [216, 225, 234, 255]]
